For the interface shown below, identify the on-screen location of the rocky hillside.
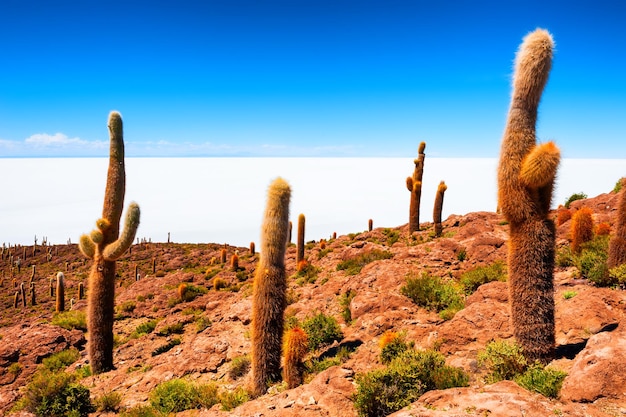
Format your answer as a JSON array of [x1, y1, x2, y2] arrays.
[[1, 189, 625, 417]]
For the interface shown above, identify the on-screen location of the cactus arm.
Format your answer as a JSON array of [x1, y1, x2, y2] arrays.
[[103, 202, 140, 261], [102, 111, 126, 240], [79, 234, 96, 259], [520, 142, 560, 189], [406, 177, 413, 192]]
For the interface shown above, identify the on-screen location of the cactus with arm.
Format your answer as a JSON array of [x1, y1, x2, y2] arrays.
[[79, 111, 140, 374], [497, 29, 559, 363], [406, 142, 426, 233]]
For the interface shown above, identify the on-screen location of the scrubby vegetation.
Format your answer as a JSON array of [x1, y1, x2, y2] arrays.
[[401, 272, 465, 320]]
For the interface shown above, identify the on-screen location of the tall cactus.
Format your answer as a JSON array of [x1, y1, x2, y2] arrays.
[[497, 29, 559, 363], [608, 178, 626, 269], [296, 213, 305, 264], [251, 177, 291, 397], [406, 142, 426, 233], [78, 111, 140, 374], [433, 181, 447, 237], [56, 272, 64, 312]]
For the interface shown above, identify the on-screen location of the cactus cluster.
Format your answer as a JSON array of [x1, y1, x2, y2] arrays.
[[78, 111, 141, 374], [251, 178, 291, 397], [497, 29, 559, 363]]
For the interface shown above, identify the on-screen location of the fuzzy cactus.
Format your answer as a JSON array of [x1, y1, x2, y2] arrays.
[[220, 248, 227, 264], [231, 253, 239, 271], [56, 272, 65, 312], [406, 142, 426, 233], [433, 181, 447, 237], [251, 177, 291, 397], [78, 111, 141, 374], [296, 213, 305, 264], [497, 29, 559, 364], [608, 178, 626, 269], [282, 327, 309, 388], [570, 207, 594, 254]]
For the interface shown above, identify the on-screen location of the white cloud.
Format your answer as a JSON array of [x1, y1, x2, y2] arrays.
[[25, 133, 86, 146]]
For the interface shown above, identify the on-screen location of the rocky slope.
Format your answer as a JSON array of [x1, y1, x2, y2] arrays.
[[1, 190, 625, 417]]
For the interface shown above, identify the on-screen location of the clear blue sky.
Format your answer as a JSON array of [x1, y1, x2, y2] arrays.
[[1, 0, 624, 158]]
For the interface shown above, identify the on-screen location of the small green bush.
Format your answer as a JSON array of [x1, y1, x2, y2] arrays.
[[514, 364, 567, 399], [339, 289, 357, 322], [564, 192, 587, 208], [337, 250, 393, 275], [456, 247, 467, 262], [42, 348, 80, 372], [380, 334, 410, 365], [302, 312, 343, 351], [294, 262, 320, 284], [477, 340, 528, 383], [401, 272, 465, 320], [459, 261, 507, 294], [51, 310, 87, 331], [94, 390, 123, 412], [228, 355, 251, 380], [180, 283, 208, 302], [218, 387, 249, 411], [120, 405, 165, 417], [382, 228, 400, 246], [555, 246, 574, 267], [613, 178, 624, 193], [575, 236, 612, 286], [610, 263, 626, 285], [353, 349, 468, 417], [158, 322, 185, 336], [195, 315, 212, 333], [131, 320, 158, 338], [151, 338, 181, 356], [562, 290, 578, 300], [149, 379, 219, 413], [16, 370, 93, 417]]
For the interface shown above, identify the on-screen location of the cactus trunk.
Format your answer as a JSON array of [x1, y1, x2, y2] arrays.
[[296, 213, 305, 264], [407, 142, 426, 233], [608, 178, 626, 269], [433, 181, 447, 237], [497, 29, 559, 364], [251, 178, 291, 397]]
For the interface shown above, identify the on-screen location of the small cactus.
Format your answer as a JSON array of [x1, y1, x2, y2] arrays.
[[78, 282, 84, 300], [56, 272, 65, 312], [250, 241, 256, 256], [571, 207, 594, 254], [220, 248, 227, 264], [368, 219, 373, 232], [231, 253, 239, 271], [13, 291, 19, 308], [433, 181, 447, 237], [20, 283, 26, 307], [296, 214, 305, 264], [282, 327, 309, 388], [177, 283, 187, 300], [406, 142, 426, 233]]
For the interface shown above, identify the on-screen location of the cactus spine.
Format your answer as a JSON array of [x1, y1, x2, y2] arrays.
[[571, 207, 594, 254], [79, 111, 141, 374], [608, 178, 626, 269], [433, 181, 447, 237], [296, 213, 305, 264], [251, 177, 291, 397], [282, 327, 309, 388], [56, 272, 65, 312], [406, 142, 426, 233], [497, 29, 559, 364]]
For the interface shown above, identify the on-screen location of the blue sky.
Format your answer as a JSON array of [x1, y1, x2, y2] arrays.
[[0, 0, 624, 158]]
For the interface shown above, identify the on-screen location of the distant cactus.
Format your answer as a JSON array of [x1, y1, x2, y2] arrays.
[[78, 282, 84, 300], [282, 327, 309, 388], [30, 284, 36, 306], [406, 142, 426, 233], [56, 272, 65, 312], [609, 178, 626, 269], [78, 111, 141, 374], [368, 219, 373, 232], [250, 241, 256, 256], [231, 253, 239, 271], [296, 214, 305, 264], [497, 29, 558, 364], [13, 291, 19, 308], [177, 283, 187, 300], [220, 248, 227, 264], [288, 221, 293, 244], [20, 283, 26, 307], [571, 207, 594, 254], [49, 277, 55, 297], [152, 258, 156, 274], [555, 206, 572, 226], [251, 177, 291, 397], [433, 181, 447, 237]]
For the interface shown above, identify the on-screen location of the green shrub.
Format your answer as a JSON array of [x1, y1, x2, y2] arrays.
[[401, 272, 465, 320], [562, 290, 578, 300], [120, 405, 165, 417], [151, 338, 181, 356], [613, 178, 624, 193], [337, 250, 393, 275], [218, 387, 249, 411], [195, 315, 212, 333], [555, 246, 574, 267], [42, 348, 80, 372], [575, 236, 612, 286], [459, 261, 507, 294], [131, 320, 158, 338], [294, 262, 320, 284], [94, 390, 123, 412], [353, 349, 468, 417], [456, 247, 467, 262], [180, 283, 208, 302], [380, 334, 411, 365], [157, 322, 185, 336], [564, 192, 587, 208], [514, 364, 567, 398], [610, 263, 626, 285], [302, 312, 343, 351], [477, 340, 528, 383], [16, 370, 93, 417], [339, 289, 357, 322], [382, 229, 400, 246], [149, 379, 219, 413], [118, 300, 136, 313], [51, 310, 87, 331], [8, 362, 22, 375], [228, 355, 251, 380]]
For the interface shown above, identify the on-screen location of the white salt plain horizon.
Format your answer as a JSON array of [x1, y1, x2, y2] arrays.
[[0, 158, 623, 248]]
